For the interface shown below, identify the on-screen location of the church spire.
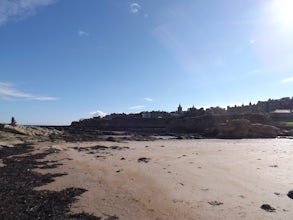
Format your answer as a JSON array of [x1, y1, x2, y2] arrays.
[[177, 104, 182, 114]]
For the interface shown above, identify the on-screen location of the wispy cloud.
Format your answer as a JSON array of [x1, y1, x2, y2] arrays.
[[78, 30, 89, 37], [90, 110, 107, 118], [129, 105, 145, 110], [0, 82, 59, 101], [0, 0, 56, 26], [280, 76, 293, 83], [249, 40, 255, 45], [130, 3, 141, 14], [144, 97, 153, 102]]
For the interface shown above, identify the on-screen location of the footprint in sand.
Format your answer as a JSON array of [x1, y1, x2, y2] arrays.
[[269, 165, 278, 168], [208, 201, 223, 206], [201, 188, 209, 191], [137, 157, 151, 163]]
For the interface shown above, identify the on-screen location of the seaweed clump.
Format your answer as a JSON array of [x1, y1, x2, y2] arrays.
[[0, 144, 114, 219]]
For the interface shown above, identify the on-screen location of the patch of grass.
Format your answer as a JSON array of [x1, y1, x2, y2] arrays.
[[279, 121, 293, 126]]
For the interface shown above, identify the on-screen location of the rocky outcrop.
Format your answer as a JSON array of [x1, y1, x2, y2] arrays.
[[217, 119, 279, 139], [0, 124, 63, 142], [70, 113, 279, 138], [2, 125, 62, 137]]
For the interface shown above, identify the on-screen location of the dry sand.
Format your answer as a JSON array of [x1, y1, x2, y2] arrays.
[[7, 138, 293, 219]]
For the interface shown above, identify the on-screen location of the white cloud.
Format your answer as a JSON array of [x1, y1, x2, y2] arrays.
[[130, 3, 141, 14], [78, 30, 89, 37], [249, 40, 255, 45], [0, 0, 56, 26], [90, 110, 107, 118], [0, 82, 59, 101], [129, 105, 145, 110], [280, 76, 293, 83], [144, 97, 153, 102]]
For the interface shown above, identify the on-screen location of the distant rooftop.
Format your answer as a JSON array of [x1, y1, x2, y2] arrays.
[[271, 109, 291, 114]]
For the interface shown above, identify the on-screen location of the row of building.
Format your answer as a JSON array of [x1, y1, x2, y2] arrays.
[[92, 97, 293, 121], [226, 97, 293, 114], [141, 97, 293, 119]]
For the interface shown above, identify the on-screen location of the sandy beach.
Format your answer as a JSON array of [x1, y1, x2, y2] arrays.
[[2, 138, 292, 219]]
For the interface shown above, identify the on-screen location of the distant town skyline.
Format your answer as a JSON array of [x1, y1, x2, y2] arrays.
[[95, 96, 293, 118], [1, 0, 293, 125]]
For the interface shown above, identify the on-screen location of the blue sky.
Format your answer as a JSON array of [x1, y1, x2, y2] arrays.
[[1, 0, 293, 125]]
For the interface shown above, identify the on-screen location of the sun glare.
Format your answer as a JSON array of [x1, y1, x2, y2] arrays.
[[271, 0, 293, 30]]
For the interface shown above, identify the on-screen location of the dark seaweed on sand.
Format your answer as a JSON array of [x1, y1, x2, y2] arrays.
[[0, 144, 117, 220]]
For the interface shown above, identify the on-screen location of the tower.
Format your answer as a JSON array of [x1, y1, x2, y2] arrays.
[[177, 104, 182, 114]]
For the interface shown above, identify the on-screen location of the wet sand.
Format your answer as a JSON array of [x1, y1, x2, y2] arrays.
[[2, 138, 293, 219]]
